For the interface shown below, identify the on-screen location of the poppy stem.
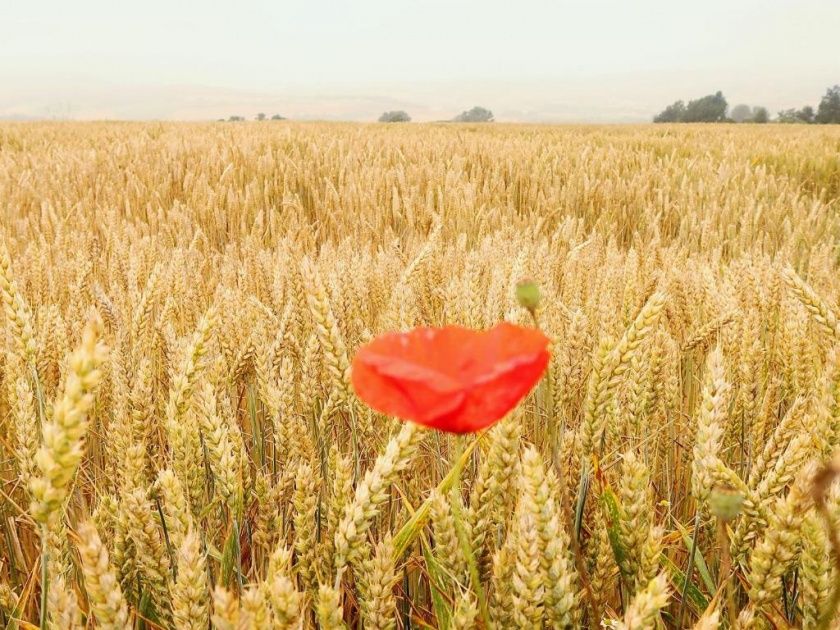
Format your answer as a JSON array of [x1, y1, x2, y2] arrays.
[[520, 300, 557, 464], [449, 437, 491, 629], [717, 516, 739, 630], [392, 434, 483, 559], [675, 511, 700, 628]]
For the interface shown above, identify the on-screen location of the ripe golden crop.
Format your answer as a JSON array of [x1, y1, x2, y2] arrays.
[[0, 121, 839, 628]]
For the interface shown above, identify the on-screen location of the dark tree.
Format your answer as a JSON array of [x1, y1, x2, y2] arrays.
[[798, 106, 816, 123], [378, 110, 411, 123], [777, 109, 798, 123], [271, 114, 287, 120], [777, 106, 815, 123], [255, 113, 266, 121], [752, 106, 769, 123], [682, 91, 728, 122], [453, 106, 494, 122], [653, 100, 686, 123], [227, 115, 244, 122], [816, 85, 840, 124], [655, 92, 727, 123]]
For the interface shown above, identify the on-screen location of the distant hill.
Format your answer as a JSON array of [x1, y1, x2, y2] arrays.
[[0, 113, 43, 121]]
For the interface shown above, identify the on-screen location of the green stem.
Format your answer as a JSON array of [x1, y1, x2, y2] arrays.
[[449, 438, 490, 629], [675, 512, 701, 628], [573, 467, 589, 542], [716, 517, 738, 629], [392, 434, 482, 560], [234, 521, 243, 593], [39, 526, 48, 630]]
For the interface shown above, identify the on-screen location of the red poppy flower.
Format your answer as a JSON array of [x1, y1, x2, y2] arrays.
[[351, 323, 550, 433]]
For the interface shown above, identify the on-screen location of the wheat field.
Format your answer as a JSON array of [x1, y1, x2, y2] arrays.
[[0, 121, 840, 629]]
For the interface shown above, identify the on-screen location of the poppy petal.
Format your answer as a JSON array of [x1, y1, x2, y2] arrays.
[[358, 350, 463, 393], [351, 352, 466, 424], [350, 323, 550, 433], [460, 322, 552, 383], [455, 348, 550, 432], [356, 326, 482, 380]]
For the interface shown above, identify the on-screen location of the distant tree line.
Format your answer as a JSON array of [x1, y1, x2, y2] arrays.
[[452, 106, 494, 122], [777, 86, 840, 124], [654, 85, 839, 124], [217, 105, 498, 124], [215, 89, 840, 125], [654, 91, 767, 123], [730, 104, 769, 123], [378, 105, 494, 123], [379, 110, 411, 122], [217, 114, 286, 122]]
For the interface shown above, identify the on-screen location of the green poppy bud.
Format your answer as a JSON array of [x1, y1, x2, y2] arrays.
[[709, 486, 744, 522], [516, 280, 541, 313]]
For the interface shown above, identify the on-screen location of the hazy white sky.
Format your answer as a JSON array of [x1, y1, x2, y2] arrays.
[[1, 0, 838, 121]]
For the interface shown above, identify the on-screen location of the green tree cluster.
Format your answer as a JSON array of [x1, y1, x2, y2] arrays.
[[656, 85, 839, 124], [654, 91, 731, 123], [817, 86, 840, 123], [777, 106, 815, 124], [779, 86, 840, 124], [378, 110, 411, 122], [452, 106, 494, 122]]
